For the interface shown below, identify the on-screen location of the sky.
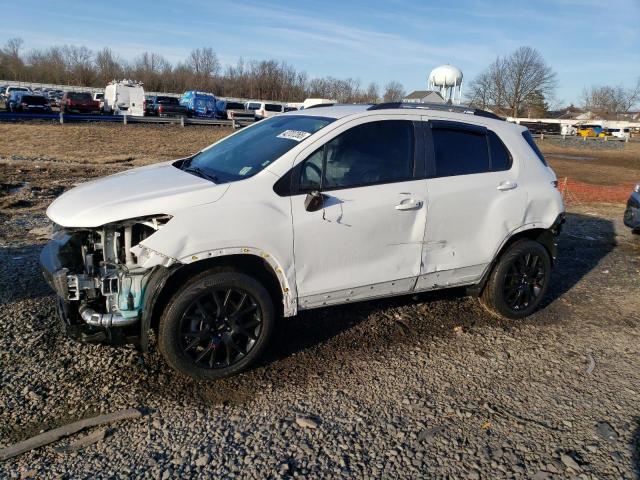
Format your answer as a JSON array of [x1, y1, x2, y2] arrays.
[[1, 0, 639, 105]]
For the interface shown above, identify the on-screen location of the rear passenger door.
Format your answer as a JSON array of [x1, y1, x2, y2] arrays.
[[417, 119, 526, 290]]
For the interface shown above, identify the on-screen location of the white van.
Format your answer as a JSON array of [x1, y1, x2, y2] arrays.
[[301, 98, 336, 109], [245, 101, 284, 120], [607, 127, 631, 141], [103, 80, 145, 116]]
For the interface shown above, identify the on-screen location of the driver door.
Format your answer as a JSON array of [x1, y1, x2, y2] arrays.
[[289, 118, 428, 308]]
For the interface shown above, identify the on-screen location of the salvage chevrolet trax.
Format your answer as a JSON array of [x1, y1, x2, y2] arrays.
[[40, 103, 565, 380]]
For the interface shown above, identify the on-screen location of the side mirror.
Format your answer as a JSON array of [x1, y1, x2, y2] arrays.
[[304, 190, 325, 212]]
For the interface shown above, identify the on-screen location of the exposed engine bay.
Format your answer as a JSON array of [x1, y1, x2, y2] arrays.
[[40, 215, 174, 346]]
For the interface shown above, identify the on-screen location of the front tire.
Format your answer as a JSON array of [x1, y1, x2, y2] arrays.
[[479, 239, 551, 319], [158, 269, 274, 380]]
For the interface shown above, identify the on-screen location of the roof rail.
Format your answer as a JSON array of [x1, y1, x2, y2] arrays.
[[367, 102, 503, 120]]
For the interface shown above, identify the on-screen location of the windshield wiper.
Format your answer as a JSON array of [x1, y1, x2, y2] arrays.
[[183, 166, 218, 183]]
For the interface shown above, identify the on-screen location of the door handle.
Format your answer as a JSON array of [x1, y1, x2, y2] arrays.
[[395, 198, 423, 210], [497, 181, 518, 191]]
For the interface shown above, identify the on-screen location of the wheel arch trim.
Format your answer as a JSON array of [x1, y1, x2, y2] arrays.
[[467, 213, 565, 297], [177, 247, 294, 313], [138, 247, 295, 352]]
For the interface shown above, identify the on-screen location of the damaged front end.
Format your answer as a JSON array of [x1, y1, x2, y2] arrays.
[[40, 215, 174, 347]]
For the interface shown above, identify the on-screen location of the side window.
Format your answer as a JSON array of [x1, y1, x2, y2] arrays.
[[488, 131, 512, 171], [299, 120, 414, 190], [432, 126, 489, 177], [521, 130, 547, 166], [299, 147, 323, 190]]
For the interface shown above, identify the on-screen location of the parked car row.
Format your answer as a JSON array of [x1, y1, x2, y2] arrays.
[[4, 90, 52, 113], [1, 82, 333, 120]]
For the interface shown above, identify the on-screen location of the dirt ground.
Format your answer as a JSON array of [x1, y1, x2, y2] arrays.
[[539, 138, 640, 187], [0, 123, 229, 165], [0, 123, 639, 478]]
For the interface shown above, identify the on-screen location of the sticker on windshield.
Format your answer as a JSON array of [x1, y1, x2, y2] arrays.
[[277, 130, 311, 142], [239, 166, 253, 175]]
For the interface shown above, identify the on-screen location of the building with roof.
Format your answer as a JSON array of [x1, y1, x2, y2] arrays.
[[402, 90, 444, 104]]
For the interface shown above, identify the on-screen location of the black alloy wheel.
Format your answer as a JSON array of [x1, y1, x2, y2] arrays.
[[158, 270, 275, 380], [179, 288, 262, 369], [479, 239, 551, 319], [502, 252, 546, 311]]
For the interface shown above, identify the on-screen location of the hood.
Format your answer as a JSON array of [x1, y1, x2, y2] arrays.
[[47, 161, 229, 228]]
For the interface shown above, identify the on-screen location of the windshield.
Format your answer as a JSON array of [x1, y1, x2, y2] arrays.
[[184, 115, 334, 183]]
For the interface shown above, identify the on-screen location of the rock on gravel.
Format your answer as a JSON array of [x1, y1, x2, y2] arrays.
[[560, 453, 581, 472], [595, 421, 618, 442], [295, 416, 319, 429]]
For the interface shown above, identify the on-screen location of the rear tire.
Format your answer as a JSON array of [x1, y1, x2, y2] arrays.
[[158, 269, 274, 380], [479, 239, 551, 319]]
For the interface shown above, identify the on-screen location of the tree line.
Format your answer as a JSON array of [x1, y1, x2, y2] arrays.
[[467, 45, 640, 117], [0, 38, 406, 103]]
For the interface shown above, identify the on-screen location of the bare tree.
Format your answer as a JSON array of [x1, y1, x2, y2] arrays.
[[0, 39, 408, 103], [3, 38, 23, 58], [187, 47, 220, 90], [129, 52, 171, 90], [382, 81, 405, 102], [63, 45, 95, 85], [468, 46, 556, 117], [95, 47, 124, 84], [1, 37, 25, 80], [364, 82, 379, 103], [581, 80, 640, 114]]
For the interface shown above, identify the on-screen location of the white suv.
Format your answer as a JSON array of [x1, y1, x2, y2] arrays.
[[41, 103, 565, 380], [246, 101, 285, 120]]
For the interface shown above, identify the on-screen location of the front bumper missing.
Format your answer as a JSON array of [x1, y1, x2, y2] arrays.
[[40, 233, 142, 347]]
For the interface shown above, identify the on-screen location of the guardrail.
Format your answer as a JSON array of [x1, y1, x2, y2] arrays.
[[0, 111, 254, 129]]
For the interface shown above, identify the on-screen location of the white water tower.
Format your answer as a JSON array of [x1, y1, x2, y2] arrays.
[[428, 64, 463, 104]]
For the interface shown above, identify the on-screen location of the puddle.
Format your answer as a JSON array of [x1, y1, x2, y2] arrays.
[[547, 154, 595, 161]]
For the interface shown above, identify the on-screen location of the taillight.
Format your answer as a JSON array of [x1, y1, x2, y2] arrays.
[[158, 104, 163, 113], [67, 99, 71, 105]]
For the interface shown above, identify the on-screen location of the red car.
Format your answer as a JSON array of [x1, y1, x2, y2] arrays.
[[60, 92, 100, 115]]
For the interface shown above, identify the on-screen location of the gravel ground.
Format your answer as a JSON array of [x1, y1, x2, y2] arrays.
[[1, 157, 639, 478]]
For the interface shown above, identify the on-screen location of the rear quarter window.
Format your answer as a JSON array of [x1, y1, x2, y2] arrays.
[[432, 127, 490, 177], [488, 131, 512, 171], [521, 131, 547, 166]]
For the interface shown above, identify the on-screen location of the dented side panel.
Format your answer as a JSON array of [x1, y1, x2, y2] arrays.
[[417, 118, 564, 291], [137, 173, 298, 315]]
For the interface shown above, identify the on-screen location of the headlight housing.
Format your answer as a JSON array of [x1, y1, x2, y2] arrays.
[[634, 183, 640, 194]]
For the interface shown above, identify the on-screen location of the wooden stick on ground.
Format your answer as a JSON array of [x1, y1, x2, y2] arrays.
[[54, 428, 108, 454], [0, 408, 142, 461]]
